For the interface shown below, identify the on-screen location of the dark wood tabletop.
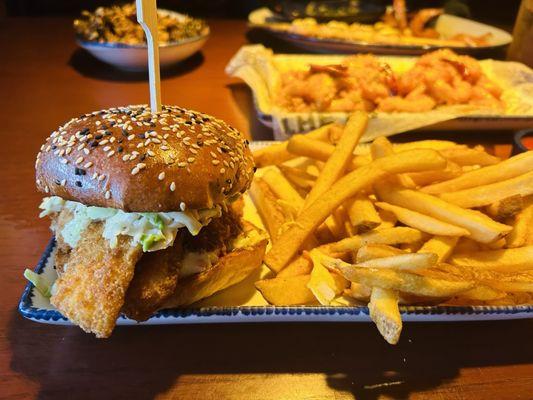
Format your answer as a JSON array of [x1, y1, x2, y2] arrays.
[[0, 17, 532, 400]]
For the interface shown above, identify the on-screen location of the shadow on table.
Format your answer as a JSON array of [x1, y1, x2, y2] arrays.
[[8, 309, 533, 400], [68, 49, 205, 82]]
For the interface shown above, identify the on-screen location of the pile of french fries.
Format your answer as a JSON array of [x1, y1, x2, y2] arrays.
[[250, 112, 533, 344]]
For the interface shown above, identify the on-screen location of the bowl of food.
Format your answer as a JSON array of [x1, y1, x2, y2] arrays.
[[74, 3, 209, 71], [513, 129, 533, 155]]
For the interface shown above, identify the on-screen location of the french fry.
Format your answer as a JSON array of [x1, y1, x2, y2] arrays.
[[357, 253, 438, 271], [331, 265, 474, 297], [456, 285, 507, 301], [423, 151, 533, 194], [265, 149, 446, 272], [345, 282, 372, 302], [346, 194, 381, 233], [255, 124, 337, 167], [418, 236, 459, 263], [249, 178, 285, 242], [369, 287, 402, 345], [375, 202, 470, 237], [485, 194, 523, 220], [375, 184, 512, 243], [302, 112, 368, 209], [277, 256, 312, 277], [438, 146, 500, 166], [439, 171, 533, 208], [253, 141, 295, 168], [353, 140, 458, 156], [370, 136, 394, 159], [356, 244, 407, 263], [406, 161, 462, 187], [287, 135, 336, 161], [482, 272, 533, 293], [376, 209, 397, 230], [455, 237, 482, 253], [278, 165, 316, 191], [321, 227, 425, 254], [450, 246, 533, 272], [262, 168, 304, 209], [287, 135, 371, 170], [255, 275, 317, 305], [506, 197, 533, 248], [307, 250, 347, 305]]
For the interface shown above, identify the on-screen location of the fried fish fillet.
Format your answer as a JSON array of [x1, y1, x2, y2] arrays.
[[122, 235, 183, 322], [51, 209, 74, 274], [50, 221, 142, 338]]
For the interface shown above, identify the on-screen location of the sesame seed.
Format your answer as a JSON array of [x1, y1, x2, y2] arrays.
[[83, 148, 90, 155], [110, 137, 116, 143], [60, 179, 66, 186], [147, 150, 155, 157], [122, 154, 129, 161], [161, 145, 169, 150], [92, 173, 97, 180], [137, 163, 146, 169], [178, 162, 187, 167], [220, 168, 226, 174], [187, 157, 195, 163], [105, 190, 111, 199], [212, 159, 220, 165], [131, 167, 140, 175], [103, 146, 111, 152], [98, 174, 106, 181], [107, 151, 115, 158], [190, 148, 198, 154], [77, 144, 85, 151], [180, 202, 186, 211], [137, 143, 144, 148], [158, 172, 165, 180], [170, 182, 176, 191], [128, 134, 135, 140]]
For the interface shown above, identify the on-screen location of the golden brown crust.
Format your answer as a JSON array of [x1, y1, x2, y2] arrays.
[[122, 235, 183, 321], [50, 222, 142, 338], [163, 233, 267, 308], [35, 105, 254, 211]]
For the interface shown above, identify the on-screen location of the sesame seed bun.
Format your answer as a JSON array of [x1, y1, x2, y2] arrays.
[[35, 105, 255, 211]]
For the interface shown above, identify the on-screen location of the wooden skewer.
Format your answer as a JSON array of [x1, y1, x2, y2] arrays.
[[136, 0, 162, 113]]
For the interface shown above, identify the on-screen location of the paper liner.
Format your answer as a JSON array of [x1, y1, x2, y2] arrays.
[[226, 45, 533, 140]]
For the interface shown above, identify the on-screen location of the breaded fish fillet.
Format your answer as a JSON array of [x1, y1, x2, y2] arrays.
[[50, 221, 142, 338], [122, 234, 183, 321], [51, 209, 74, 274]]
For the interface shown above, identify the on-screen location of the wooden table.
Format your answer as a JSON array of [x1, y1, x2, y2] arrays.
[[0, 18, 531, 400]]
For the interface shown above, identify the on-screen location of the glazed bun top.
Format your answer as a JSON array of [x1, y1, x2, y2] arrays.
[[35, 105, 255, 212]]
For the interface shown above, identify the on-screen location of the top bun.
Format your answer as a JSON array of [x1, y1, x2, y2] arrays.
[[35, 105, 255, 211]]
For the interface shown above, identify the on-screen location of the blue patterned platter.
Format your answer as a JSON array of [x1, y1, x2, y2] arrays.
[[18, 142, 533, 326]]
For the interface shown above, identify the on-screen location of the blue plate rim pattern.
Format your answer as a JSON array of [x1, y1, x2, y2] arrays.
[[18, 237, 533, 324]]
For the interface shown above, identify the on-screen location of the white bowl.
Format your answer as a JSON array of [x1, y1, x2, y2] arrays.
[[76, 10, 209, 71]]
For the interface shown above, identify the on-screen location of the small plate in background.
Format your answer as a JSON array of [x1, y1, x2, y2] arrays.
[[76, 10, 209, 72]]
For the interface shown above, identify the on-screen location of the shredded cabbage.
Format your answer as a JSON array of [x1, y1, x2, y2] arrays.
[[24, 269, 53, 298], [39, 196, 221, 252]]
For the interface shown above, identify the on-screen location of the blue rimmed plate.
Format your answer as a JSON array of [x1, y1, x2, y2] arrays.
[[18, 238, 533, 325], [18, 141, 533, 326]]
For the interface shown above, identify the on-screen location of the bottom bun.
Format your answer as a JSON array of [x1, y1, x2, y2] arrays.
[[162, 229, 268, 308]]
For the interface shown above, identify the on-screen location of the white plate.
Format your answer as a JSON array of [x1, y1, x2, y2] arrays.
[[18, 141, 533, 326], [77, 10, 209, 72], [249, 8, 512, 56]]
